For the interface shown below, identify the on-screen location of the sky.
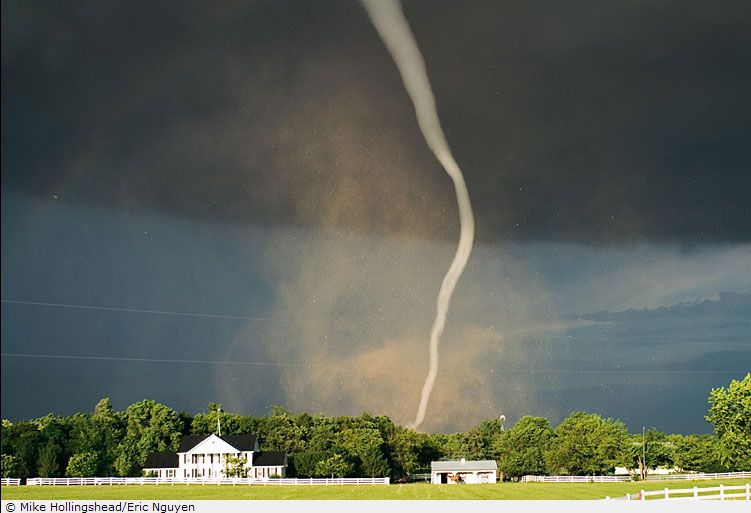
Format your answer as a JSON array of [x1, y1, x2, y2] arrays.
[[2, 0, 750, 434]]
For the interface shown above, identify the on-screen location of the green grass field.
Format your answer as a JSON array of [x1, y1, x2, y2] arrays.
[[2, 479, 748, 500]]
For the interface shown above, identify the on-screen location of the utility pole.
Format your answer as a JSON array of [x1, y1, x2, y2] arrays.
[[641, 426, 646, 481]]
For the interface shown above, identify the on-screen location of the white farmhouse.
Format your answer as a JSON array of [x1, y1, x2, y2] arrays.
[[144, 434, 286, 479], [431, 459, 498, 484]]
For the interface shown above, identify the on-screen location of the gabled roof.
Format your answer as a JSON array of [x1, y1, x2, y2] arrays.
[[178, 435, 210, 453], [144, 451, 179, 469], [177, 433, 258, 453], [253, 451, 286, 467], [221, 434, 257, 452], [431, 460, 498, 472]]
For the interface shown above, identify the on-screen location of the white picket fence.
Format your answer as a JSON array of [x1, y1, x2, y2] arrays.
[[1, 478, 22, 486], [25, 476, 389, 486], [521, 475, 630, 483], [645, 471, 751, 481], [608, 483, 751, 501]]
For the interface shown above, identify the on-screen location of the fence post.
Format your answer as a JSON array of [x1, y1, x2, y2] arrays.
[[720, 484, 724, 501], [640, 490, 645, 501], [746, 483, 750, 500], [665, 488, 669, 499], [694, 486, 698, 499]]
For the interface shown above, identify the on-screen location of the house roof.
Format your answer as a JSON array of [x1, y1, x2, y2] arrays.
[[178, 435, 210, 452], [431, 460, 498, 472], [253, 451, 286, 467], [221, 434, 257, 451], [144, 451, 179, 469], [177, 434, 258, 453]]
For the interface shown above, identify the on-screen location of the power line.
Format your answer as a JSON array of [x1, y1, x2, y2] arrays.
[[1, 299, 301, 324], [1, 352, 745, 375], [0, 353, 306, 367], [4, 300, 749, 344], [3, 300, 749, 349]]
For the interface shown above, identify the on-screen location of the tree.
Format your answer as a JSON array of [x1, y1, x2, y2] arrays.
[[462, 419, 504, 461], [11, 423, 44, 479], [360, 445, 389, 477], [191, 403, 240, 436], [38, 442, 63, 477], [545, 412, 628, 475], [91, 399, 126, 475], [224, 455, 248, 478], [706, 373, 751, 470], [335, 426, 388, 477], [67, 399, 126, 476], [306, 418, 337, 454], [390, 427, 439, 478], [495, 416, 553, 479], [1, 454, 22, 478], [66, 452, 99, 477], [115, 400, 182, 476], [263, 414, 306, 454], [669, 434, 727, 473], [66, 400, 126, 477], [34, 414, 70, 478], [620, 428, 674, 480], [315, 453, 352, 478], [114, 438, 140, 477], [429, 432, 464, 460], [291, 451, 329, 478]]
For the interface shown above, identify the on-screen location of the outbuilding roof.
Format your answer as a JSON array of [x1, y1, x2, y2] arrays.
[[431, 460, 498, 472]]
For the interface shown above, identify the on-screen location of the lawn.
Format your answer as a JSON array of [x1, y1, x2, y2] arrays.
[[2, 479, 749, 500]]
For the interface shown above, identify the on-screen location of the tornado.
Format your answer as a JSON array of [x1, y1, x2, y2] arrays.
[[359, 0, 475, 430]]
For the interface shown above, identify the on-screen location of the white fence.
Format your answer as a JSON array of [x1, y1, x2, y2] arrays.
[[521, 475, 630, 483], [522, 471, 751, 484], [1, 478, 22, 486], [645, 471, 751, 481], [26, 476, 389, 486], [609, 483, 751, 501]]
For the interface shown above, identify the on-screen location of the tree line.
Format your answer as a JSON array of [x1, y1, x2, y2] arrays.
[[2, 373, 748, 480]]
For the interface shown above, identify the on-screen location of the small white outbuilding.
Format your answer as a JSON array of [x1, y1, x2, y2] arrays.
[[431, 459, 498, 484]]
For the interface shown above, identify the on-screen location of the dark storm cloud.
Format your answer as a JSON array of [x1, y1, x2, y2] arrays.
[[3, 0, 750, 243]]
